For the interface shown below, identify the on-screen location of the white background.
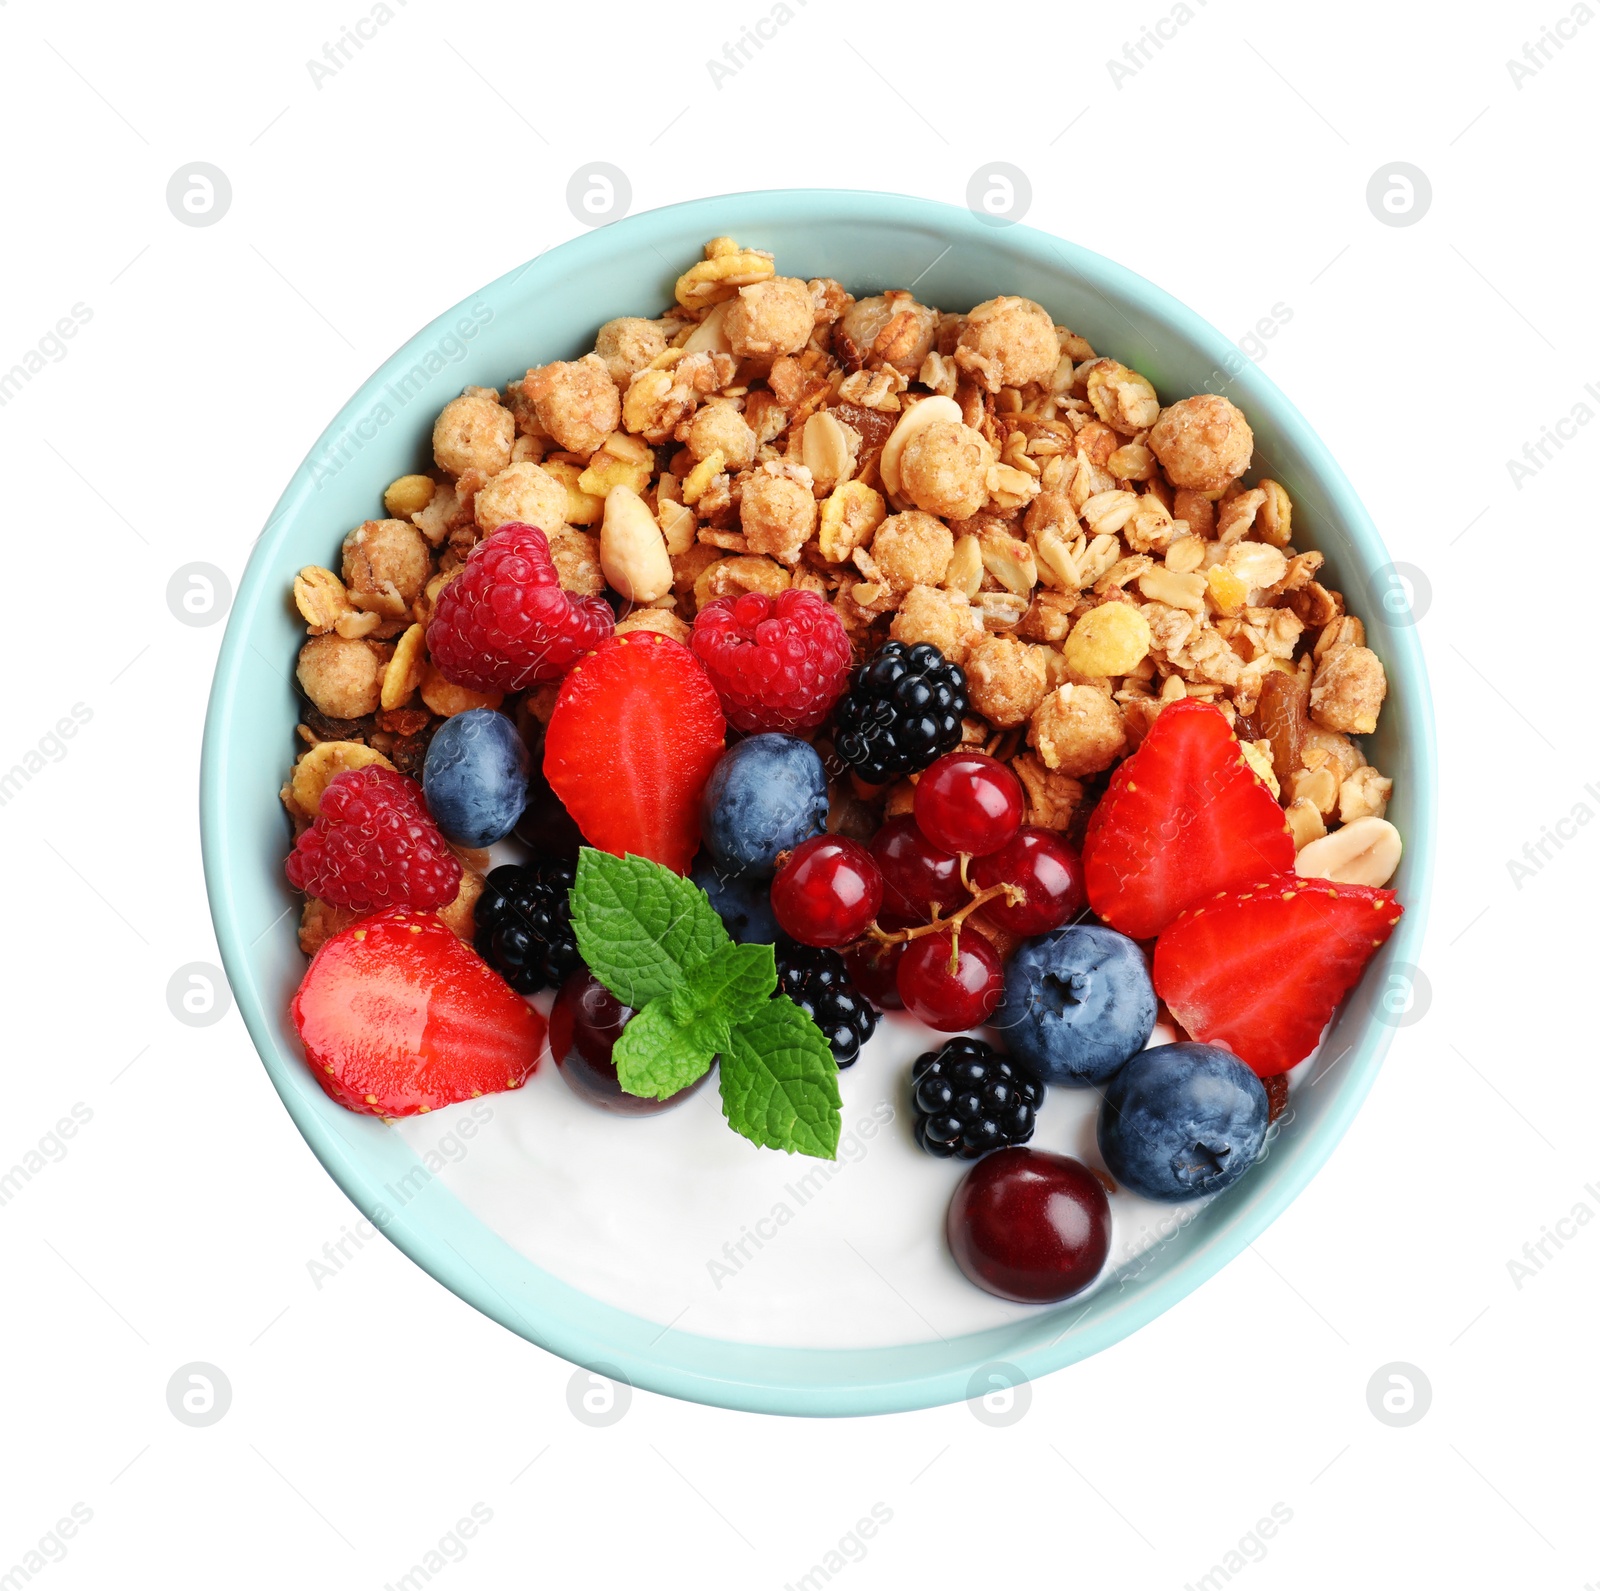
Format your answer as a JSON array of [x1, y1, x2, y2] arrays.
[[1, 0, 1592, 1585]]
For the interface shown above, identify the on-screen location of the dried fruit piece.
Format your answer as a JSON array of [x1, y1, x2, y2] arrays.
[[1256, 670, 1309, 788]]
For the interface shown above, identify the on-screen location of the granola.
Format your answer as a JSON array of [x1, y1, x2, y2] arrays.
[[283, 232, 1396, 942]]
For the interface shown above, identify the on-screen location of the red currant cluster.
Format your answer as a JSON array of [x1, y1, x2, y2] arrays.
[[771, 752, 1086, 1033]]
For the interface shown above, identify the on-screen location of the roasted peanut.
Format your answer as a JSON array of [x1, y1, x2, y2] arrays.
[[1294, 816, 1403, 888]]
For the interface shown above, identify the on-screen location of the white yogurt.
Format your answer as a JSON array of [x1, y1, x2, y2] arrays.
[[392, 1000, 1302, 1349]]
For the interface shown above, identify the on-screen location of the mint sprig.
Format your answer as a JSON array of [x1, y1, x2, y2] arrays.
[[571, 848, 726, 1009], [569, 849, 841, 1159], [719, 995, 840, 1159]]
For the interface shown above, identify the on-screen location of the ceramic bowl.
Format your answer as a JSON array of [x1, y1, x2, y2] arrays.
[[201, 189, 1435, 1415]]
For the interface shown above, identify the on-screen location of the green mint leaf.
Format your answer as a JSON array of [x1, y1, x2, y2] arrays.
[[666, 941, 778, 1041], [718, 995, 842, 1160], [569, 848, 728, 1009], [615, 942, 778, 1099], [612, 1002, 716, 1101]]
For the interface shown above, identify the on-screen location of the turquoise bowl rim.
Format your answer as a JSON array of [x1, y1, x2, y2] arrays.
[[201, 188, 1435, 1417]]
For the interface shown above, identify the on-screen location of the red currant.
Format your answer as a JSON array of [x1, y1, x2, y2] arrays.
[[914, 752, 1024, 858], [947, 1148, 1111, 1303], [896, 928, 1003, 1031], [844, 940, 906, 1010], [869, 815, 966, 928], [771, 835, 883, 948], [972, 827, 1086, 936]]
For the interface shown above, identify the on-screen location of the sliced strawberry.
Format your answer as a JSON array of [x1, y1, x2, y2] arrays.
[[1153, 876, 1404, 1077], [292, 908, 546, 1116], [1082, 699, 1294, 939], [543, 631, 727, 874]]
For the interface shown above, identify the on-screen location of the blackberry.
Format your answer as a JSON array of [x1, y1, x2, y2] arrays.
[[775, 941, 879, 1068], [474, 859, 583, 995], [831, 641, 968, 784], [910, 1038, 1044, 1159]]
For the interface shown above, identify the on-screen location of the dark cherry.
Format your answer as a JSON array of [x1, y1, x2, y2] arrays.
[[947, 1148, 1112, 1303], [548, 969, 710, 1115], [869, 815, 967, 929], [844, 939, 907, 1010], [972, 827, 1086, 936]]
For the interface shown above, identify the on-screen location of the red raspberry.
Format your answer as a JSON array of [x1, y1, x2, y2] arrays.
[[285, 766, 462, 914], [427, 522, 613, 693], [690, 589, 851, 733]]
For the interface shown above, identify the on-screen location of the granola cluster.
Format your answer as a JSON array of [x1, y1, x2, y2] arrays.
[[282, 234, 1393, 949]]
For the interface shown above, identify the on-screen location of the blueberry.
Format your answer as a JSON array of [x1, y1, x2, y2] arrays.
[[1098, 1043, 1269, 1202], [993, 924, 1156, 1086], [421, 709, 529, 848], [692, 854, 779, 945], [699, 734, 828, 878]]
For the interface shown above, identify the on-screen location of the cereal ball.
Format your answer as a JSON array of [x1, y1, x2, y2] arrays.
[[837, 291, 939, 375], [740, 472, 817, 564], [897, 421, 989, 521], [889, 584, 984, 663], [545, 526, 606, 597], [1310, 645, 1387, 735], [1148, 395, 1254, 492], [522, 354, 621, 457], [1062, 603, 1151, 679], [614, 608, 693, 644], [342, 518, 429, 611], [966, 636, 1051, 729], [871, 512, 954, 595], [475, 461, 569, 535], [1028, 683, 1127, 777], [955, 296, 1059, 392], [594, 317, 669, 387], [685, 400, 757, 469], [433, 391, 514, 478], [724, 277, 815, 360], [296, 634, 385, 720]]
